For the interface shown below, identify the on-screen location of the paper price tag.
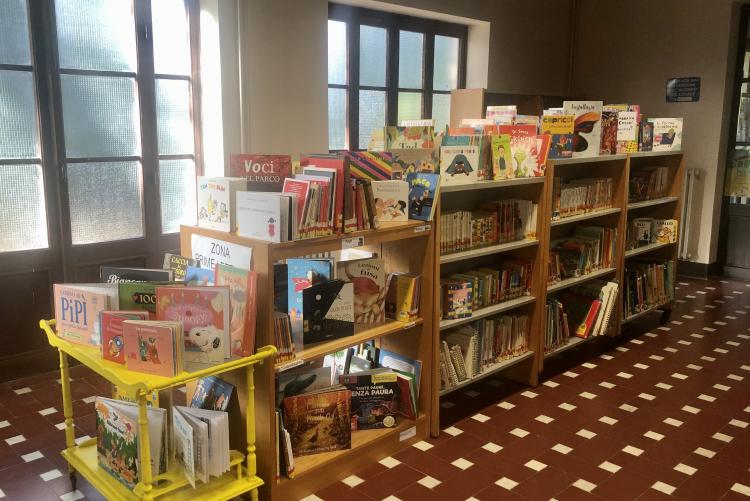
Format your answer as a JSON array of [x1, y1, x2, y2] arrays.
[[399, 426, 417, 442], [402, 321, 417, 330], [342, 236, 365, 249], [414, 225, 430, 233]]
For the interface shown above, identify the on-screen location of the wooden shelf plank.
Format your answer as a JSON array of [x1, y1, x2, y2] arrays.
[[549, 154, 627, 166], [546, 268, 617, 293], [550, 207, 622, 227], [625, 241, 675, 258], [627, 196, 679, 210], [629, 150, 684, 158], [439, 296, 536, 331], [439, 351, 534, 396], [622, 301, 672, 324], [441, 176, 544, 193], [544, 336, 598, 358], [440, 239, 539, 264]]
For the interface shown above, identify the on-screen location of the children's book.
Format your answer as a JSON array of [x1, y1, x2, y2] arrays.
[[440, 145, 480, 186], [491, 134, 513, 180], [282, 388, 352, 457], [276, 365, 333, 407], [300, 155, 348, 234], [640, 119, 654, 151], [541, 115, 574, 135], [190, 375, 235, 411], [302, 280, 354, 344], [236, 191, 293, 243], [118, 281, 178, 314], [371, 180, 409, 222], [406, 172, 440, 221], [214, 264, 258, 356], [340, 258, 386, 324], [346, 151, 393, 181], [123, 320, 182, 377], [196, 177, 248, 232], [282, 178, 311, 234], [548, 134, 575, 159], [652, 219, 678, 243], [486, 105, 517, 124], [563, 101, 603, 158], [286, 259, 333, 341], [616, 111, 639, 153], [390, 149, 438, 180], [385, 126, 435, 149], [162, 253, 196, 282], [384, 273, 421, 322], [53, 283, 118, 346], [184, 265, 215, 286], [173, 405, 230, 486], [377, 349, 423, 397], [229, 154, 292, 192], [101, 310, 150, 364], [339, 371, 403, 429], [652, 118, 683, 151], [100, 267, 174, 284], [599, 110, 619, 155]]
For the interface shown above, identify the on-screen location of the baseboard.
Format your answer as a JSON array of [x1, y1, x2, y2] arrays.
[[677, 260, 710, 278], [723, 265, 750, 281], [0, 348, 59, 383]]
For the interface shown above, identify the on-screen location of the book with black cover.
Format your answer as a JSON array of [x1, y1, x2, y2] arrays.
[[100, 266, 174, 284], [302, 280, 354, 345]]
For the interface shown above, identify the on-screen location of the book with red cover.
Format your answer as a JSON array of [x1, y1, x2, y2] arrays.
[[123, 320, 182, 377], [300, 155, 348, 234], [535, 134, 552, 176], [214, 264, 258, 357], [561, 292, 601, 339], [282, 178, 311, 236], [295, 175, 332, 235], [496, 124, 538, 137], [101, 310, 150, 364], [229, 154, 292, 192]]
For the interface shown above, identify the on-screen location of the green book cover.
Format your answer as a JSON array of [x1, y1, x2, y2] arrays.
[[117, 281, 178, 314]]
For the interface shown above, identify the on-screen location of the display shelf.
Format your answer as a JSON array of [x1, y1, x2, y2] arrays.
[[441, 176, 544, 193], [627, 196, 679, 210], [439, 351, 534, 396], [622, 302, 670, 324], [440, 239, 538, 264], [625, 241, 674, 258], [629, 150, 684, 158], [544, 336, 594, 358], [546, 268, 617, 293], [439, 296, 536, 331], [550, 207, 622, 227], [275, 319, 423, 369], [549, 154, 628, 166]]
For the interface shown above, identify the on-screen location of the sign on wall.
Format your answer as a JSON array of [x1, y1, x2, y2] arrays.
[[190, 234, 253, 270], [666, 77, 701, 102]]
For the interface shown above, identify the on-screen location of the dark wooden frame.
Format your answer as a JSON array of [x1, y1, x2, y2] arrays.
[[328, 3, 468, 150]]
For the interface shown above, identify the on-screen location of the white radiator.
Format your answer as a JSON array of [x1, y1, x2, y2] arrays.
[[679, 168, 701, 260]]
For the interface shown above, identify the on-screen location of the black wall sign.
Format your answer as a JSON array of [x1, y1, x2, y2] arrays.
[[666, 77, 701, 102]]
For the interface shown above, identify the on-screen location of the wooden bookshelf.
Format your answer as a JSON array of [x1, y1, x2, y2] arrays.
[[439, 351, 534, 397], [180, 220, 435, 500]]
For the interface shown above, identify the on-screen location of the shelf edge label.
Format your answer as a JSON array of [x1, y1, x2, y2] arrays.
[[399, 426, 417, 442]]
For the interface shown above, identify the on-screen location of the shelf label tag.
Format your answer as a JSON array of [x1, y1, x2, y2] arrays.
[[342, 236, 365, 249], [414, 225, 430, 233], [399, 426, 417, 442], [402, 321, 417, 330]]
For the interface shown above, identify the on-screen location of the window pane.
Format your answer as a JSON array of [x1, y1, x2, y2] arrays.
[[432, 93, 451, 133], [0, 165, 48, 251], [67, 161, 144, 244], [159, 159, 196, 233], [359, 90, 385, 150], [0, 70, 39, 159], [55, 0, 137, 72], [360, 25, 386, 87], [398, 31, 423, 89], [152, 0, 191, 76], [397, 91, 422, 124], [61, 74, 141, 158], [328, 20, 347, 85], [328, 87, 347, 150], [156, 79, 194, 155], [0, 0, 31, 65], [433, 35, 459, 91]]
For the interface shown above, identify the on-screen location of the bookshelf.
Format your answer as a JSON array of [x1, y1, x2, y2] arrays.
[[433, 174, 548, 429], [39, 319, 276, 501], [179, 220, 435, 501]]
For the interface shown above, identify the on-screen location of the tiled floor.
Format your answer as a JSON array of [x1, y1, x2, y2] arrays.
[[0, 276, 748, 500]]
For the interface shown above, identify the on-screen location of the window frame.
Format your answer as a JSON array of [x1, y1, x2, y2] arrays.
[[328, 3, 468, 151]]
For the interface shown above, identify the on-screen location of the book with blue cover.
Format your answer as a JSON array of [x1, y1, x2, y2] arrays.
[[286, 258, 333, 343], [406, 172, 440, 221]]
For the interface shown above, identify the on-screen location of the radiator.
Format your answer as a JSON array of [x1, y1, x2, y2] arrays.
[[679, 168, 701, 260]]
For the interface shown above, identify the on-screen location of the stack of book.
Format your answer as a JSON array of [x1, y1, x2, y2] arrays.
[[545, 298, 569, 352], [385, 273, 421, 322], [548, 226, 617, 283], [623, 260, 675, 317], [552, 177, 614, 220], [629, 166, 669, 202], [626, 218, 679, 250], [559, 280, 619, 338]]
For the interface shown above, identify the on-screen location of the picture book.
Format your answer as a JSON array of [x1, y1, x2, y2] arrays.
[[377, 349, 423, 396], [384, 273, 420, 322], [53, 283, 118, 346], [123, 320, 182, 377], [282, 178, 311, 233], [100, 266, 174, 284], [300, 155, 347, 234], [368, 128, 385, 151], [163, 253, 196, 282], [101, 310, 150, 364], [541, 115, 574, 135], [286, 259, 333, 341], [184, 265, 215, 286], [509, 134, 538, 177], [563, 100, 603, 158], [282, 388, 352, 457], [371, 180, 409, 222], [340, 258, 386, 324], [118, 281, 178, 314], [652, 118, 683, 151], [616, 111, 639, 153], [548, 134, 575, 159], [346, 151, 393, 180], [390, 149, 438, 180], [599, 110, 619, 155], [214, 264, 258, 356], [385, 126, 435, 149], [406, 172, 439, 221], [302, 280, 354, 345], [486, 105, 517, 124], [156, 286, 230, 365], [229, 154, 292, 192], [640, 119, 654, 151], [276, 365, 333, 407], [236, 191, 292, 243], [440, 145, 480, 186], [95, 397, 166, 489], [491, 134, 513, 180], [339, 371, 403, 429], [190, 375, 235, 411], [653, 219, 678, 244], [173, 406, 230, 486], [196, 177, 247, 232]]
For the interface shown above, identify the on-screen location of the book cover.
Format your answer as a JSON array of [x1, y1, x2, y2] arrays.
[[282, 389, 352, 457], [385, 274, 420, 322], [486, 105, 517, 124], [541, 115, 574, 135], [549, 134, 575, 159], [599, 110, 619, 155], [286, 259, 333, 334], [190, 375, 235, 411], [616, 111, 639, 153], [371, 180, 409, 222], [184, 266, 215, 286], [196, 177, 247, 232], [406, 172, 440, 221], [339, 372, 402, 430], [236, 191, 286, 243], [123, 321, 179, 377], [346, 151, 394, 180], [282, 178, 311, 234], [118, 281, 178, 314], [440, 145, 480, 186], [215, 264, 258, 357], [172, 407, 197, 487], [509, 135, 538, 178], [300, 155, 348, 234], [53, 284, 117, 346], [653, 219, 678, 243], [101, 311, 150, 364], [341, 258, 386, 324], [490, 134, 513, 180], [563, 101, 603, 158], [640, 119, 654, 151], [95, 398, 139, 489], [162, 253, 196, 282], [100, 267, 174, 284], [385, 126, 435, 149], [229, 154, 292, 192], [390, 149, 438, 180], [652, 118, 683, 151], [303, 280, 354, 344]]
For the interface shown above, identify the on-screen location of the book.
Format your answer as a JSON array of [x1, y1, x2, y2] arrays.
[[346, 151, 393, 180], [163, 253, 196, 282], [640, 119, 654, 151], [384, 273, 421, 322], [118, 281, 178, 314], [282, 178, 311, 237], [563, 101, 603, 158], [100, 310, 150, 364], [282, 388, 352, 457], [541, 115, 574, 135], [616, 110, 639, 153], [173, 405, 230, 486], [406, 172, 440, 221], [156, 286, 231, 366], [440, 145, 480, 186], [340, 258, 386, 324], [277, 365, 333, 406], [302, 280, 354, 344], [286, 259, 333, 341], [496, 125, 538, 177], [486, 105, 517, 124], [53, 283, 118, 346], [196, 177, 248, 232], [214, 264, 258, 356], [385, 126, 435, 149], [100, 267, 174, 284], [490, 134, 513, 180], [229, 154, 292, 191], [236, 191, 294, 243], [339, 371, 414, 429], [184, 265, 215, 286], [371, 180, 409, 222], [190, 375, 235, 411], [300, 155, 348, 234], [652, 118, 683, 151], [377, 349, 423, 396], [548, 134, 575, 159], [390, 149, 439, 180], [95, 397, 166, 489], [652, 219, 678, 243], [599, 110, 619, 155], [123, 320, 183, 377]]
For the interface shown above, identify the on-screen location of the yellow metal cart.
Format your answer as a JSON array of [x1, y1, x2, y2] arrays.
[[40, 319, 276, 501]]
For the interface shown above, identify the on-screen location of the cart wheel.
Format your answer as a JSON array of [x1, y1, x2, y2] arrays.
[[660, 309, 672, 325], [69, 471, 77, 490]]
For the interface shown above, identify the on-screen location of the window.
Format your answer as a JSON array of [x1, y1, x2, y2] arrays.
[[328, 4, 467, 150]]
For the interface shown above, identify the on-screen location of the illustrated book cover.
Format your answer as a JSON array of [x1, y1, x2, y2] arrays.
[[229, 154, 292, 192], [214, 263, 258, 356], [371, 180, 409, 222], [282, 388, 352, 457], [563, 101, 603, 158], [196, 177, 248, 232], [53, 283, 118, 346], [302, 280, 354, 345]]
